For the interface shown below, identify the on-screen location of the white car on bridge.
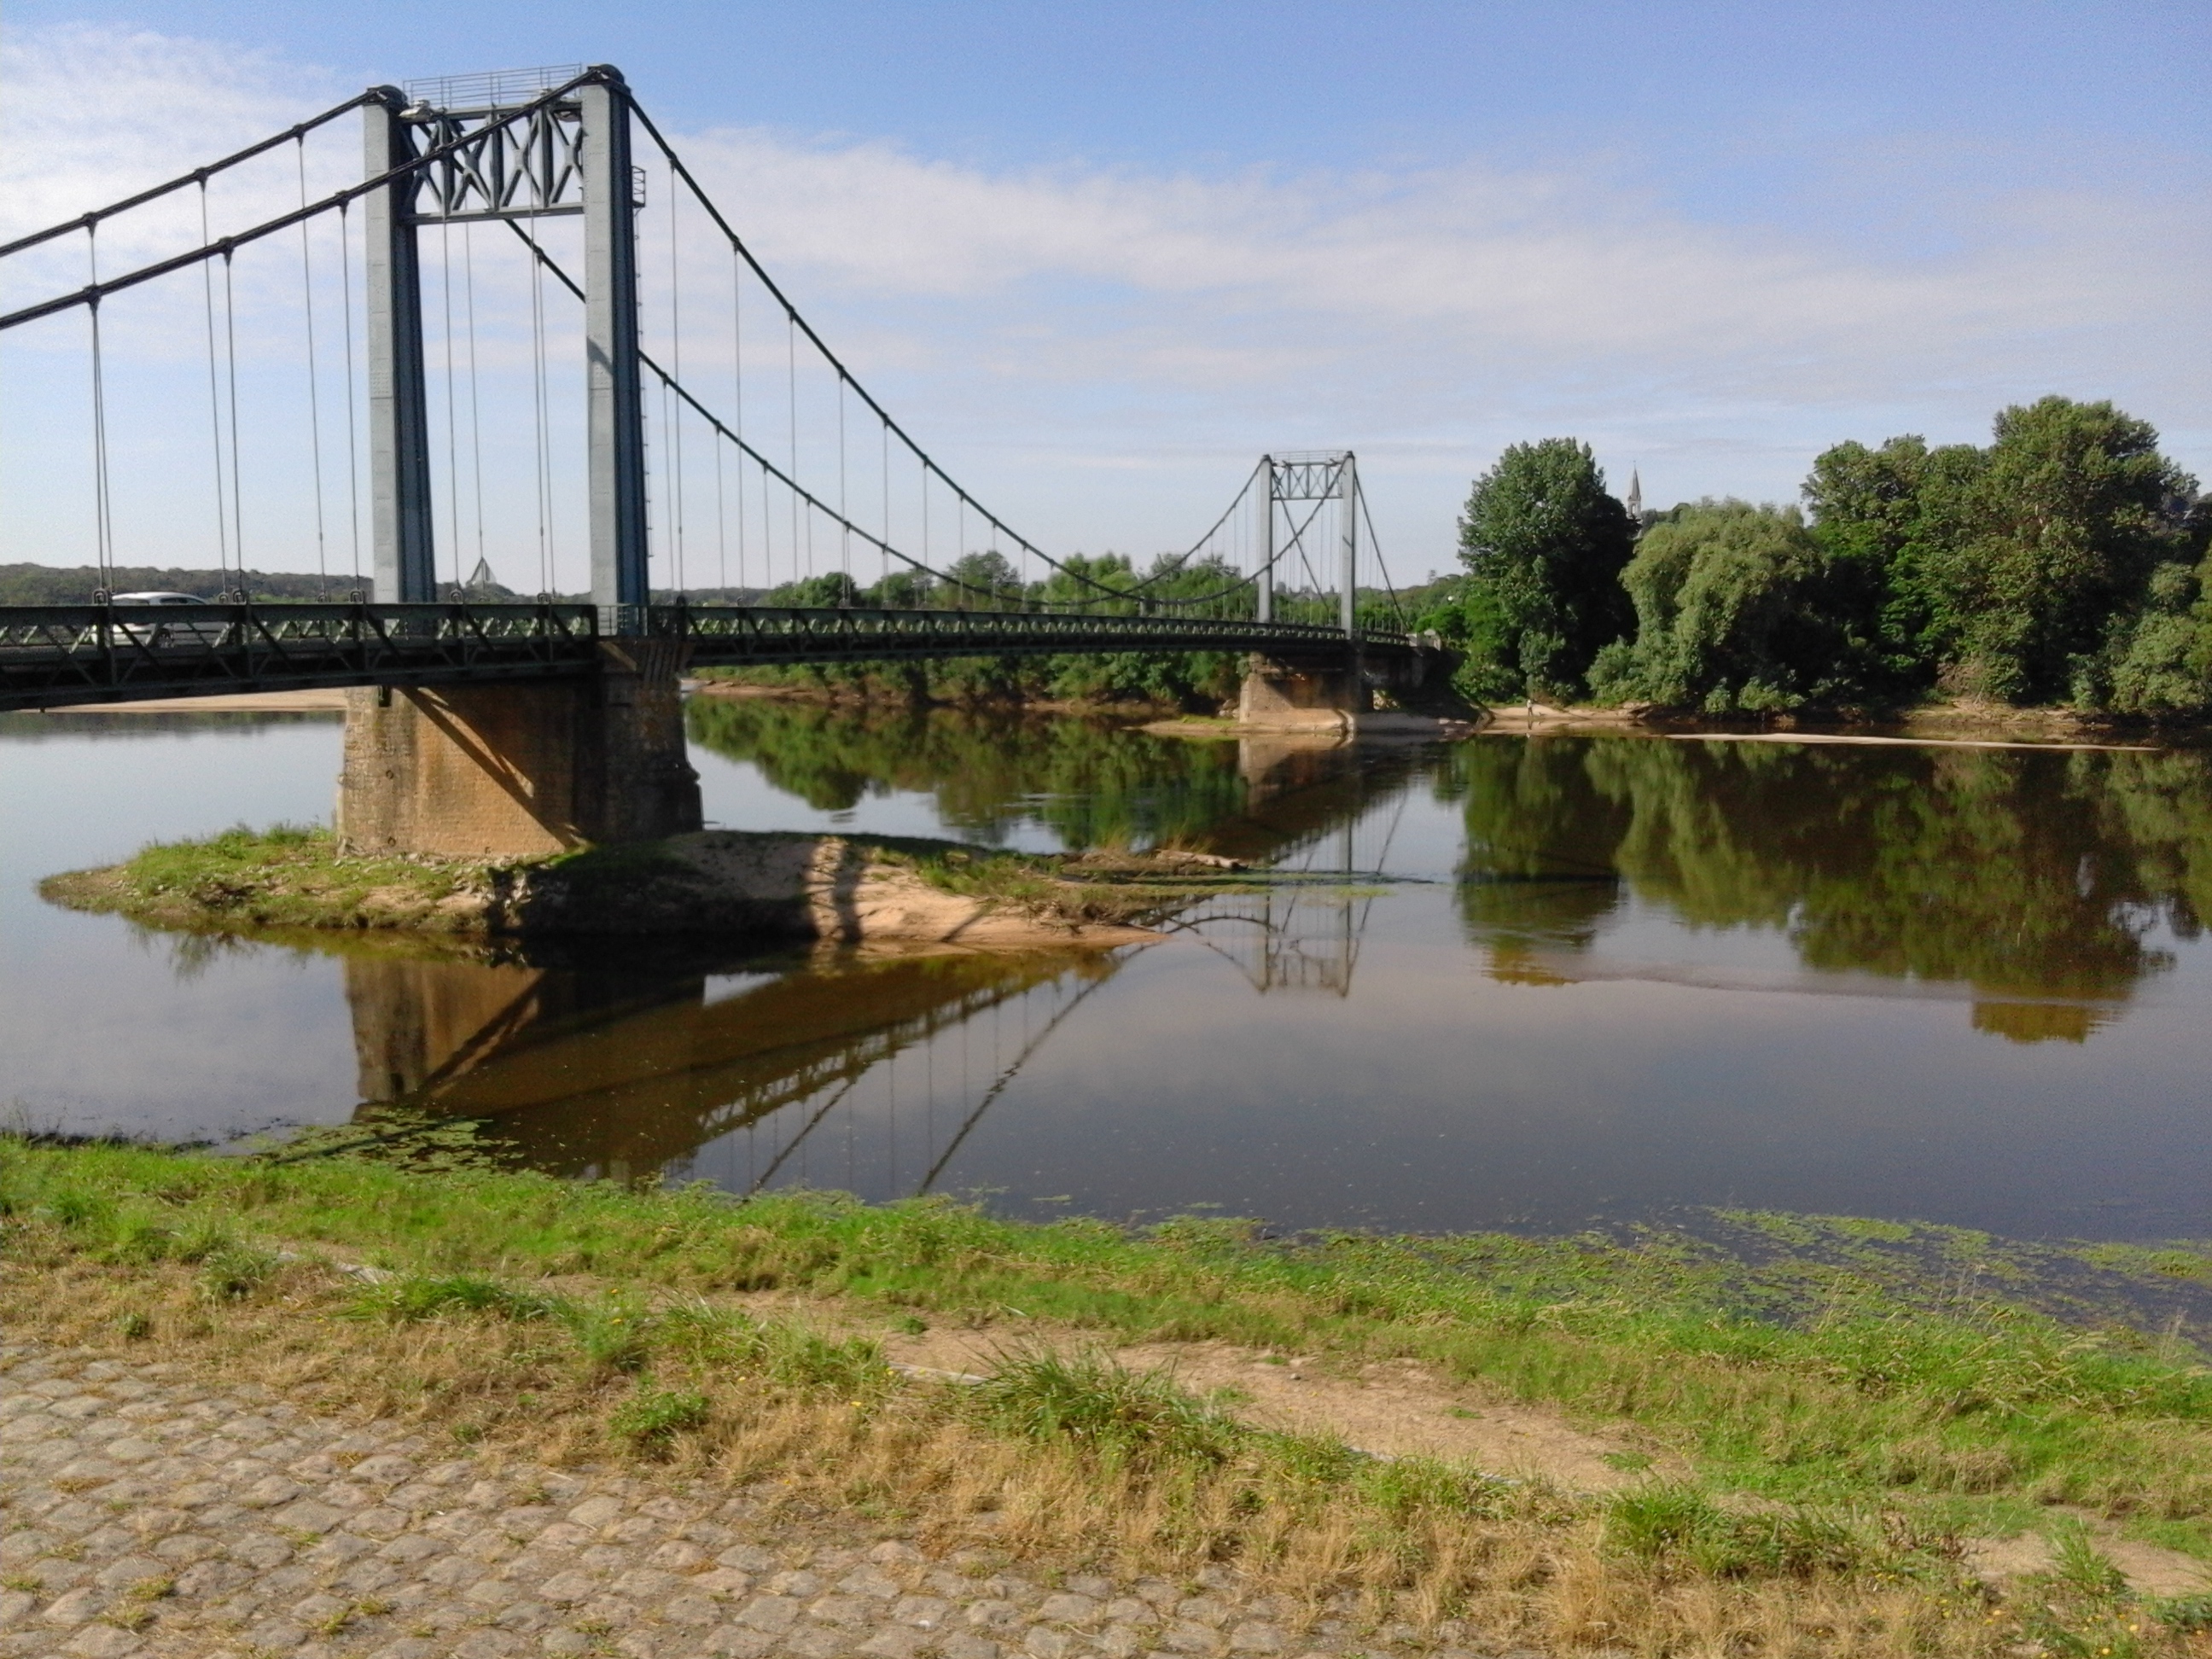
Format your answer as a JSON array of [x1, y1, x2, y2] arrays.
[[101, 592, 236, 648]]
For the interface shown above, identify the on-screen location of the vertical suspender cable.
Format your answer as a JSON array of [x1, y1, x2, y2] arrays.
[[439, 216, 460, 593], [708, 212, 726, 593], [787, 312, 800, 580], [295, 143, 329, 596], [198, 183, 231, 589], [527, 229, 553, 597], [837, 375, 849, 595], [221, 249, 245, 591], [84, 229, 114, 592], [667, 160, 685, 595], [731, 249, 746, 595], [339, 201, 363, 590], [759, 359, 773, 594], [463, 223, 486, 585], [712, 394, 727, 595], [655, 375, 672, 591]]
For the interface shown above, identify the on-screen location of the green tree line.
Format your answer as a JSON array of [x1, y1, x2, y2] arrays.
[[720, 547, 1338, 710], [1421, 399, 2211, 714]]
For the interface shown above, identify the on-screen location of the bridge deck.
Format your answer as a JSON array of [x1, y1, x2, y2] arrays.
[[0, 602, 1411, 713]]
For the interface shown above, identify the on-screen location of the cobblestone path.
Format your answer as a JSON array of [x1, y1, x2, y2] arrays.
[[1, 1346, 1531, 1659]]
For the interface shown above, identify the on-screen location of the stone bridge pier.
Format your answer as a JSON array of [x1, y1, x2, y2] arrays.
[[1235, 647, 1441, 733], [335, 640, 702, 859]]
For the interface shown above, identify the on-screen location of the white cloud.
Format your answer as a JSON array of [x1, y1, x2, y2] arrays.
[[3, 20, 2205, 577]]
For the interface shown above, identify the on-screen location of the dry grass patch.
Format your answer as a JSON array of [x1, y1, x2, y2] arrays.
[[6, 1223, 2203, 1656]]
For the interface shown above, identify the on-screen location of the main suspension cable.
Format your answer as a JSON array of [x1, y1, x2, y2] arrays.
[[1, 71, 606, 332], [626, 96, 1260, 610], [0, 90, 378, 261], [515, 215, 1343, 612]]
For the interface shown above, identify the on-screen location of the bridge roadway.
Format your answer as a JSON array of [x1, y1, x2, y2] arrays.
[[0, 601, 1412, 713]]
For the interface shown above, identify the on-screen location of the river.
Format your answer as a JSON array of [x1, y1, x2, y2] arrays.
[[3, 697, 2208, 1241]]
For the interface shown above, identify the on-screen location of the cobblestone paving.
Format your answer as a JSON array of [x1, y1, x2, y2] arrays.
[[0, 1346, 1535, 1659]]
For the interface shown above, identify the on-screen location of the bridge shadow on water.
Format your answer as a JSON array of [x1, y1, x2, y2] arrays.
[[341, 710, 1422, 1192]]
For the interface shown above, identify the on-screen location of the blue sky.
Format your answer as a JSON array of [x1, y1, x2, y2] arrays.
[[3, 2, 2206, 584]]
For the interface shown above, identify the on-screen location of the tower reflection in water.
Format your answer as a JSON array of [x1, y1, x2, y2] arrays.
[[345, 731, 1406, 1194]]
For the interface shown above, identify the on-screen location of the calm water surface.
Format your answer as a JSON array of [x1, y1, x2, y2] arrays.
[[3, 700, 2208, 1242]]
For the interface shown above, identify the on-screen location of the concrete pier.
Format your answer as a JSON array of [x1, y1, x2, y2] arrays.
[[1236, 648, 1450, 735], [335, 639, 701, 859], [1236, 652, 1371, 731]]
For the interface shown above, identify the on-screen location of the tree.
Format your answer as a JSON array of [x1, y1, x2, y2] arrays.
[[1592, 499, 1876, 712], [941, 550, 1022, 608], [1802, 434, 1985, 689], [868, 567, 936, 608], [1922, 398, 2190, 702], [1454, 439, 1636, 701], [770, 571, 862, 608]]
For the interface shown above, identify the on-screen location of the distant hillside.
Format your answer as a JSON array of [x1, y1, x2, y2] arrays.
[[0, 564, 384, 604]]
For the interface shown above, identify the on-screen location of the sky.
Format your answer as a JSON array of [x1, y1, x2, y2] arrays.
[[2, 1, 2207, 586]]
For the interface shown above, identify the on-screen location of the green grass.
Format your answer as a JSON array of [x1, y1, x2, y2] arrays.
[[35, 823, 491, 934], [6, 1137, 2211, 1557], [969, 1349, 1243, 1466]]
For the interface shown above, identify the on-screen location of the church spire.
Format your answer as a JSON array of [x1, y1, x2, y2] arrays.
[[1626, 469, 1643, 519]]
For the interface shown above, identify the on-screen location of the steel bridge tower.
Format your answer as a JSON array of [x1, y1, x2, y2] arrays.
[[1253, 451, 1359, 634], [363, 65, 647, 629]]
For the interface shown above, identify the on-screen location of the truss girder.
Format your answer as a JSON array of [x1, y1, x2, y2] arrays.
[[675, 606, 1406, 669], [1271, 457, 1352, 502], [405, 100, 585, 223], [0, 604, 1411, 713], [0, 603, 599, 712]]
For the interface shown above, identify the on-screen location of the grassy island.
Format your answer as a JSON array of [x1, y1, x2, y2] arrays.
[[5, 1136, 2211, 1655], [37, 824, 1252, 947]]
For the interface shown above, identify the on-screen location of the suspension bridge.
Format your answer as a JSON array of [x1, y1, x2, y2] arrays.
[[0, 64, 1441, 854]]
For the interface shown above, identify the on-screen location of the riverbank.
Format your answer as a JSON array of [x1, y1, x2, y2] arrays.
[[5, 1138, 2211, 1654], [37, 825, 1238, 949], [701, 673, 2205, 752]]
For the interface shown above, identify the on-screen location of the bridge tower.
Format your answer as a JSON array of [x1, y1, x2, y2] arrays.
[[1237, 451, 1383, 731], [340, 66, 699, 859]]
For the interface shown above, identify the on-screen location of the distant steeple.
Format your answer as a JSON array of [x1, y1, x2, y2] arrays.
[[1626, 469, 1643, 519], [466, 556, 498, 591]]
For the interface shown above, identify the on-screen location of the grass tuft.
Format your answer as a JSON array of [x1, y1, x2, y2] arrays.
[[970, 1349, 1239, 1466], [608, 1386, 711, 1455], [1605, 1485, 1881, 1580], [345, 1272, 561, 1324]]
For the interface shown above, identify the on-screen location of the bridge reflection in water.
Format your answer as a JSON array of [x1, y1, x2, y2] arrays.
[[347, 946, 1118, 1189], [342, 729, 1416, 1190]]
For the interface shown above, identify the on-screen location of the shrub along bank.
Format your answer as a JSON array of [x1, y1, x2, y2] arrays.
[[4, 1138, 2212, 1654]]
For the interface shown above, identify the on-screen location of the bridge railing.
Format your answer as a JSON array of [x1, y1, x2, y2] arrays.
[[0, 601, 1413, 712], [668, 603, 1408, 666], [0, 602, 601, 710]]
